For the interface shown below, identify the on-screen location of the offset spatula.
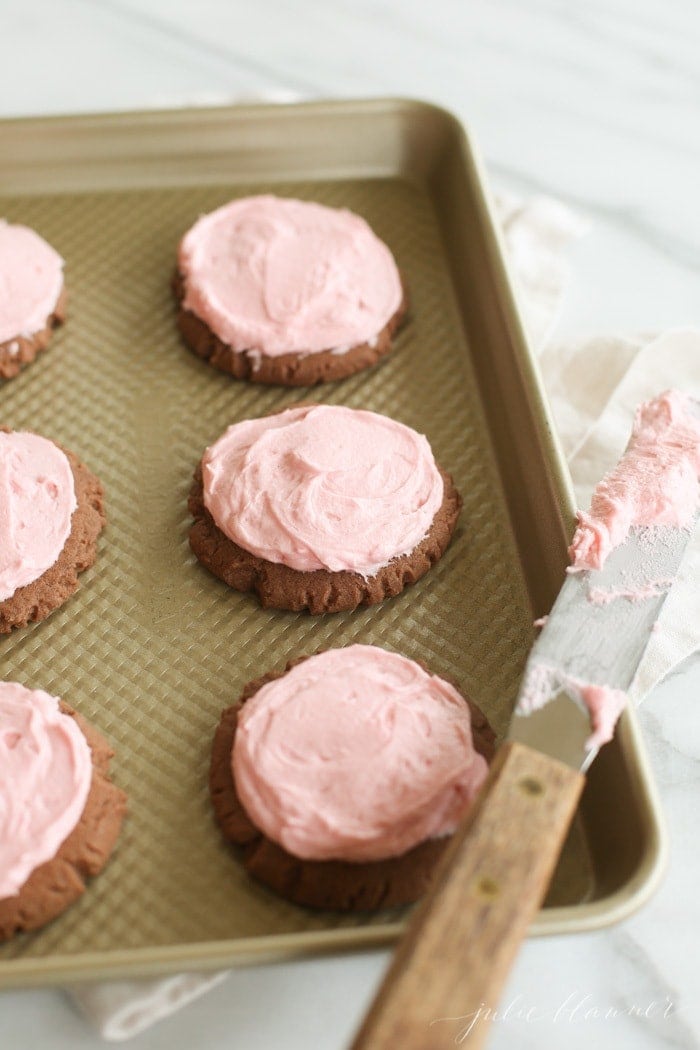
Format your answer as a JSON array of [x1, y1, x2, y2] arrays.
[[350, 510, 698, 1050]]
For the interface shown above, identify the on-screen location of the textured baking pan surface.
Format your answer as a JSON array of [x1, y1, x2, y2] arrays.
[[0, 101, 665, 985]]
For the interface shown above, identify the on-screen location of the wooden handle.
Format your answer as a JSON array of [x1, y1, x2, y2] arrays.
[[350, 742, 584, 1050]]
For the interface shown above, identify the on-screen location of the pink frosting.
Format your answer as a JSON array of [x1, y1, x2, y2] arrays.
[[178, 195, 403, 356], [202, 405, 444, 576], [587, 579, 672, 605], [233, 645, 489, 862], [569, 390, 700, 571], [574, 682, 627, 749], [0, 432, 77, 602], [0, 221, 64, 343], [517, 663, 627, 750], [0, 682, 92, 898]]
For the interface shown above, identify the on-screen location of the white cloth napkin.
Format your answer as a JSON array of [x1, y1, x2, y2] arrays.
[[499, 194, 700, 702], [68, 192, 700, 1040]]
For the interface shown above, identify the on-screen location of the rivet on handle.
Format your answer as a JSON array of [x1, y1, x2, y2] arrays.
[[518, 776, 545, 797], [475, 876, 500, 900]]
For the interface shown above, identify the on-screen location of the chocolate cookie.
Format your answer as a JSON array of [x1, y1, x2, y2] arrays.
[[173, 271, 408, 386], [189, 463, 461, 615], [210, 658, 496, 911], [0, 286, 66, 380], [0, 705, 126, 940], [0, 435, 106, 633]]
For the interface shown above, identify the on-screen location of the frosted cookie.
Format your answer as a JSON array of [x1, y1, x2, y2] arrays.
[[0, 430, 106, 633], [189, 404, 461, 614], [0, 222, 66, 379], [173, 195, 407, 385], [0, 683, 127, 940], [210, 646, 495, 910]]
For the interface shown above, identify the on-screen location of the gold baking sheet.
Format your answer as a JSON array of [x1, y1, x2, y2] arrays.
[[0, 101, 665, 986]]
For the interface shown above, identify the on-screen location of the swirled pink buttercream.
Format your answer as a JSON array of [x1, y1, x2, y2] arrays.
[[233, 645, 489, 862], [569, 390, 700, 571], [202, 405, 444, 576], [0, 432, 77, 602], [0, 222, 64, 343], [178, 195, 402, 356], [0, 682, 92, 898]]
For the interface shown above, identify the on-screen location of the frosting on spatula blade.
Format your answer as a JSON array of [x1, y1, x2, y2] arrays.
[[513, 391, 700, 767]]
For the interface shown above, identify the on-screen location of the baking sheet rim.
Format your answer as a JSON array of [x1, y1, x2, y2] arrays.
[[0, 99, 668, 983]]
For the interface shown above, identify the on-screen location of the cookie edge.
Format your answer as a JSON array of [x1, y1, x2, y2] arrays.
[[188, 452, 462, 615], [210, 654, 496, 912], [0, 433, 106, 633], [0, 703, 127, 941], [0, 285, 66, 380], [172, 271, 409, 386]]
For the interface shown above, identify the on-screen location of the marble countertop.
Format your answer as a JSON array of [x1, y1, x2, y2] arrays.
[[1, 1, 699, 1047]]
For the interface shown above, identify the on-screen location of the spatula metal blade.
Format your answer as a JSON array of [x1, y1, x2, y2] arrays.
[[509, 514, 697, 773], [526, 522, 694, 689]]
